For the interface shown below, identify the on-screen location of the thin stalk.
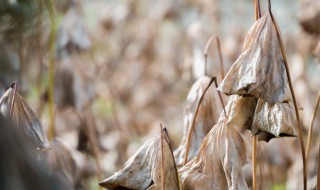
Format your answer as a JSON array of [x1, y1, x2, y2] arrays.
[[252, 1, 261, 189], [204, 36, 225, 79], [306, 90, 320, 161], [183, 76, 227, 165], [160, 124, 165, 190], [9, 82, 17, 117], [252, 135, 257, 190], [85, 109, 103, 190], [48, 0, 56, 142], [162, 127, 182, 190], [268, 1, 307, 189], [317, 145, 320, 190]]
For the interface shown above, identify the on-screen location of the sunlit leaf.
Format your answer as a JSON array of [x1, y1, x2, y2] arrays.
[[174, 76, 221, 167], [99, 128, 180, 190], [179, 117, 248, 190], [218, 14, 291, 104], [252, 99, 297, 142]]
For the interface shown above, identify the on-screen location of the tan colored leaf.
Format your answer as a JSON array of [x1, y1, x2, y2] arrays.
[[99, 137, 157, 189], [99, 128, 180, 190], [0, 85, 50, 149], [152, 128, 181, 190], [179, 117, 248, 190], [252, 99, 297, 142], [222, 95, 258, 132], [217, 14, 291, 104], [174, 76, 221, 167]]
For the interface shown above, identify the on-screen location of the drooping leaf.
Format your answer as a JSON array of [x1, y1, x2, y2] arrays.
[[174, 76, 221, 166], [222, 95, 258, 132], [179, 117, 248, 190], [252, 99, 297, 142], [152, 128, 181, 190], [99, 128, 180, 190], [0, 85, 50, 149], [217, 14, 291, 104]]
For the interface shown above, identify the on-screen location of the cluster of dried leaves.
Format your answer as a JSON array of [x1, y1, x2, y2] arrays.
[[99, 1, 319, 190], [0, 0, 319, 190]]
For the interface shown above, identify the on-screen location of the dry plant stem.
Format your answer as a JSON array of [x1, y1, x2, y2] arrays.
[[252, 1, 261, 189], [160, 124, 165, 190], [317, 145, 320, 190], [204, 36, 225, 79], [306, 90, 320, 161], [9, 82, 17, 117], [254, 0, 261, 20], [48, 0, 56, 142], [252, 135, 257, 190], [86, 109, 103, 190], [183, 77, 227, 165], [268, 1, 307, 189]]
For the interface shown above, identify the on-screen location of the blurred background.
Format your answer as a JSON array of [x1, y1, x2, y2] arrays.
[[0, 0, 319, 189]]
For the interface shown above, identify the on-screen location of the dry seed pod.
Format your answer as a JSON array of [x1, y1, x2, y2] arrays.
[[252, 99, 297, 142], [0, 84, 50, 149], [99, 129, 180, 190], [179, 118, 248, 190], [174, 76, 221, 166], [217, 14, 291, 104]]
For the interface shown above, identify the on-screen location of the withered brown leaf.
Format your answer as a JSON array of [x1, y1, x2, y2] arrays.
[[217, 14, 291, 104], [174, 76, 221, 167], [222, 95, 258, 132], [179, 117, 248, 190], [0, 85, 50, 149], [99, 129, 180, 190], [252, 99, 297, 142]]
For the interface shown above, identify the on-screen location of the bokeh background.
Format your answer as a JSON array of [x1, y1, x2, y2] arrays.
[[0, 0, 319, 189]]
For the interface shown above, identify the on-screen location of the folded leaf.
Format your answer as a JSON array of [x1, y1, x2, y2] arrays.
[[252, 99, 297, 142], [174, 76, 221, 167], [179, 117, 248, 190], [218, 14, 291, 104], [222, 95, 258, 132], [0, 85, 50, 149], [99, 129, 180, 190]]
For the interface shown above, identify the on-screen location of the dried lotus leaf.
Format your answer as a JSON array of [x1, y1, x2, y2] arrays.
[[179, 118, 248, 190], [0, 85, 50, 149], [100, 129, 181, 190], [174, 76, 221, 167], [252, 99, 297, 142], [99, 137, 158, 189], [152, 128, 181, 190], [218, 14, 291, 104], [219, 95, 258, 132]]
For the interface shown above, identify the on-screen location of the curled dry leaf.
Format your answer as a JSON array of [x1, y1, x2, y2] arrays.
[[179, 117, 248, 190], [99, 129, 180, 190], [174, 76, 221, 167], [222, 95, 258, 132], [217, 14, 291, 104], [252, 99, 297, 142], [0, 85, 50, 149]]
